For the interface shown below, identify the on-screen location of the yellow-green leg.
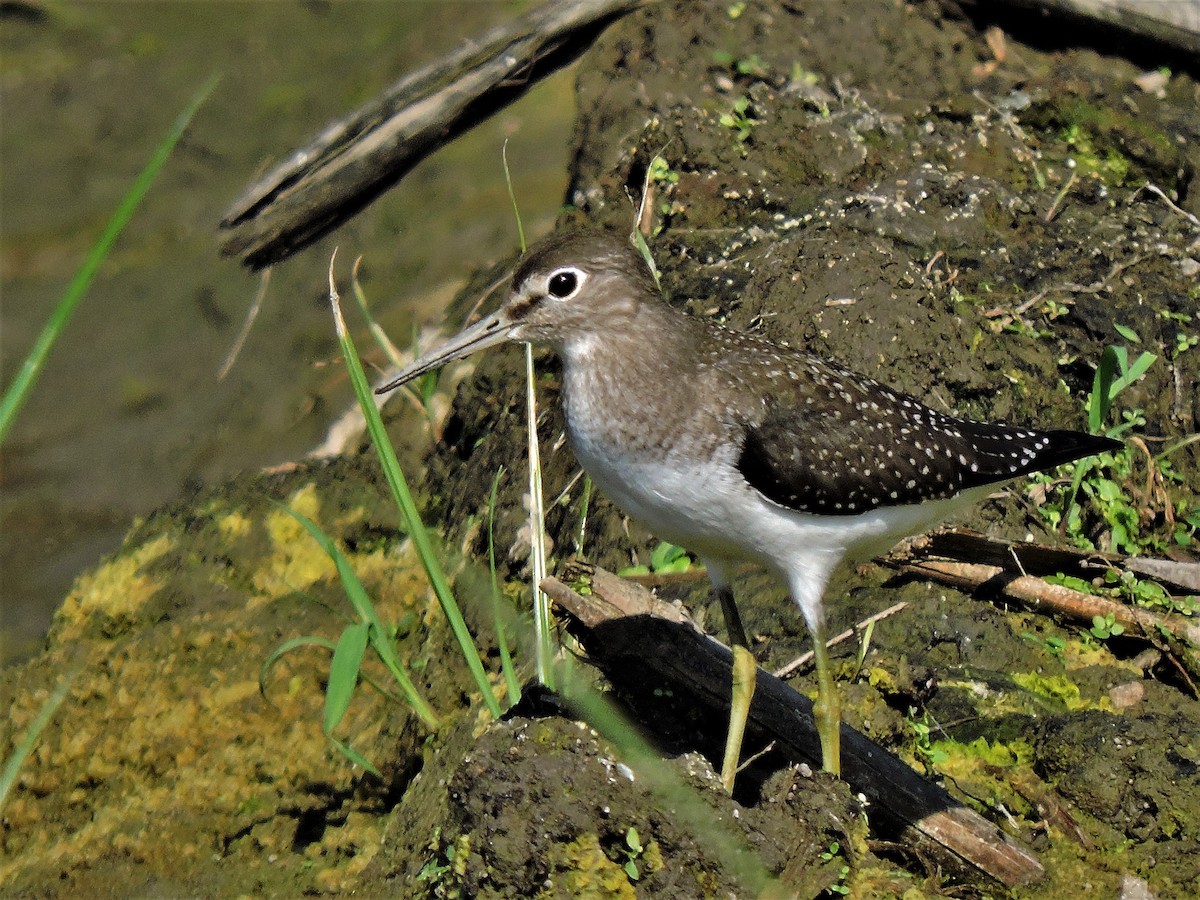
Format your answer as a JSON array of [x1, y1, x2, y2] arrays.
[[716, 585, 755, 794], [809, 621, 841, 776]]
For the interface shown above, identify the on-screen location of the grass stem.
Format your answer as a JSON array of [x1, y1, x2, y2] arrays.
[[0, 75, 219, 443]]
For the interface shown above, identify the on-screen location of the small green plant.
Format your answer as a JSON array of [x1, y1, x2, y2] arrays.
[[260, 506, 439, 774], [1046, 569, 1198, 627], [1059, 123, 1132, 185], [818, 841, 851, 895], [1086, 340, 1156, 437], [907, 707, 948, 774], [618, 826, 645, 881], [1105, 567, 1199, 618], [416, 828, 470, 897], [647, 155, 679, 187], [645, 155, 683, 231], [1002, 317, 1053, 341], [719, 95, 759, 150], [1021, 631, 1067, 661], [618, 541, 694, 577], [1028, 337, 1199, 556], [712, 49, 769, 78], [1090, 613, 1126, 641], [1171, 331, 1198, 359]]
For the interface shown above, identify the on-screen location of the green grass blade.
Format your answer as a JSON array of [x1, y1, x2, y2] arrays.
[[276, 504, 440, 729], [0, 673, 75, 815], [327, 733, 382, 777], [1110, 350, 1156, 397], [630, 229, 662, 288], [1089, 347, 1117, 433], [328, 263, 503, 720], [488, 467, 521, 705], [349, 256, 404, 368], [524, 342, 556, 689], [502, 138, 526, 254], [574, 474, 593, 557], [325, 622, 370, 734], [0, 74, 220, 444], [502, 140, 555, 689]]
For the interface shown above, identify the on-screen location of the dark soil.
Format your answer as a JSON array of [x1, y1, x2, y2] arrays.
[[4, 1, 1198, 896]]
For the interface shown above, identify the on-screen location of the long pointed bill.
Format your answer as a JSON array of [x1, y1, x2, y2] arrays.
[[374, 309, 516, 395]]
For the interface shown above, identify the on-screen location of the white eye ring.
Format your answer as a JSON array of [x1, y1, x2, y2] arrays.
[[545, 267, 586, 300]]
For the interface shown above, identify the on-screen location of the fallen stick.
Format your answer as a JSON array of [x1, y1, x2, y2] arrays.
[[882, 530, 1200, 688], [541, 565, 1045, 889], [772, 601, 909, 681]]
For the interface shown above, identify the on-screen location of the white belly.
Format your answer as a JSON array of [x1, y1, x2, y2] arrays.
[[568, 413, 987, 627]]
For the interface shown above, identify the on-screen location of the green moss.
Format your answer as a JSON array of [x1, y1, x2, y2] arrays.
[[1012, 671, 1101, 712], [542, 833, 636, 899], [937, 735, 1034, 769]]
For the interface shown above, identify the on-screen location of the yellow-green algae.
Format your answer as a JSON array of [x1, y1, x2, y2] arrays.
[[50, 532, 174, 643], [1, 473, 457, 895], [542, 833, 638, 899], [1012, 671, 1109, 713]]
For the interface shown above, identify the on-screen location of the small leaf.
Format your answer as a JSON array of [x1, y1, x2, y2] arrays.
[[1114, 323, 1140, 342], [325, 622, 369, 734], [626, 826, 641, 852], [625, 859, 639, 880], [650, 542, 685, 570]]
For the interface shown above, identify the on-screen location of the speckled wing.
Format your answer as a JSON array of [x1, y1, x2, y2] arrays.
[[735, 359, 1121, 517]]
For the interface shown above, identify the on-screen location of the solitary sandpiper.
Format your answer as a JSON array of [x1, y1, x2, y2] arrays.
[[377, 228, 1120, 790]]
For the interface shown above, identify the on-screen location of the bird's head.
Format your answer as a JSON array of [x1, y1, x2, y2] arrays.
[[375, 228, 660, 395]]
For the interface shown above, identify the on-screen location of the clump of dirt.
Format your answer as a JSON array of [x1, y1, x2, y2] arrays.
[[4, 1, 1198, 896], [0, 459, 489, 896], [373, 713, 865, 898]]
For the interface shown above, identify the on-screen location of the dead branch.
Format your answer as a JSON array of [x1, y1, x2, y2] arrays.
[[882, 530, 1200, 688], [219, 0, 643, 268]]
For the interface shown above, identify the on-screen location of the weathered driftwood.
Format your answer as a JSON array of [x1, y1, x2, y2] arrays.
[[957, 0, 1200, 55], [882, 529, 1200, 687], [219, 0, 642, 268], [541, 565, 1046, 889]]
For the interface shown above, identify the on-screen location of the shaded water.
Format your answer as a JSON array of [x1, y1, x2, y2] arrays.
[[0, 1, 573, 661]]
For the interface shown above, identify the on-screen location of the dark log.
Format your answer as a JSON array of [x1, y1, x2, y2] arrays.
[[541, 565, 1046, 889], [219, 0, 643, 269]]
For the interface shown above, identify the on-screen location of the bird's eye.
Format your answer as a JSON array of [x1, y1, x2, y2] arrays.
[[547, 269, 581, 299]]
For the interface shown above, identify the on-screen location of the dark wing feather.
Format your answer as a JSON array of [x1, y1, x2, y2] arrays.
[[735, 363, 1120, 517]]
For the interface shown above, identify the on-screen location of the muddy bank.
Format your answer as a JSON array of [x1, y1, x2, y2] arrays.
[[4, 0, 1199, 896]]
